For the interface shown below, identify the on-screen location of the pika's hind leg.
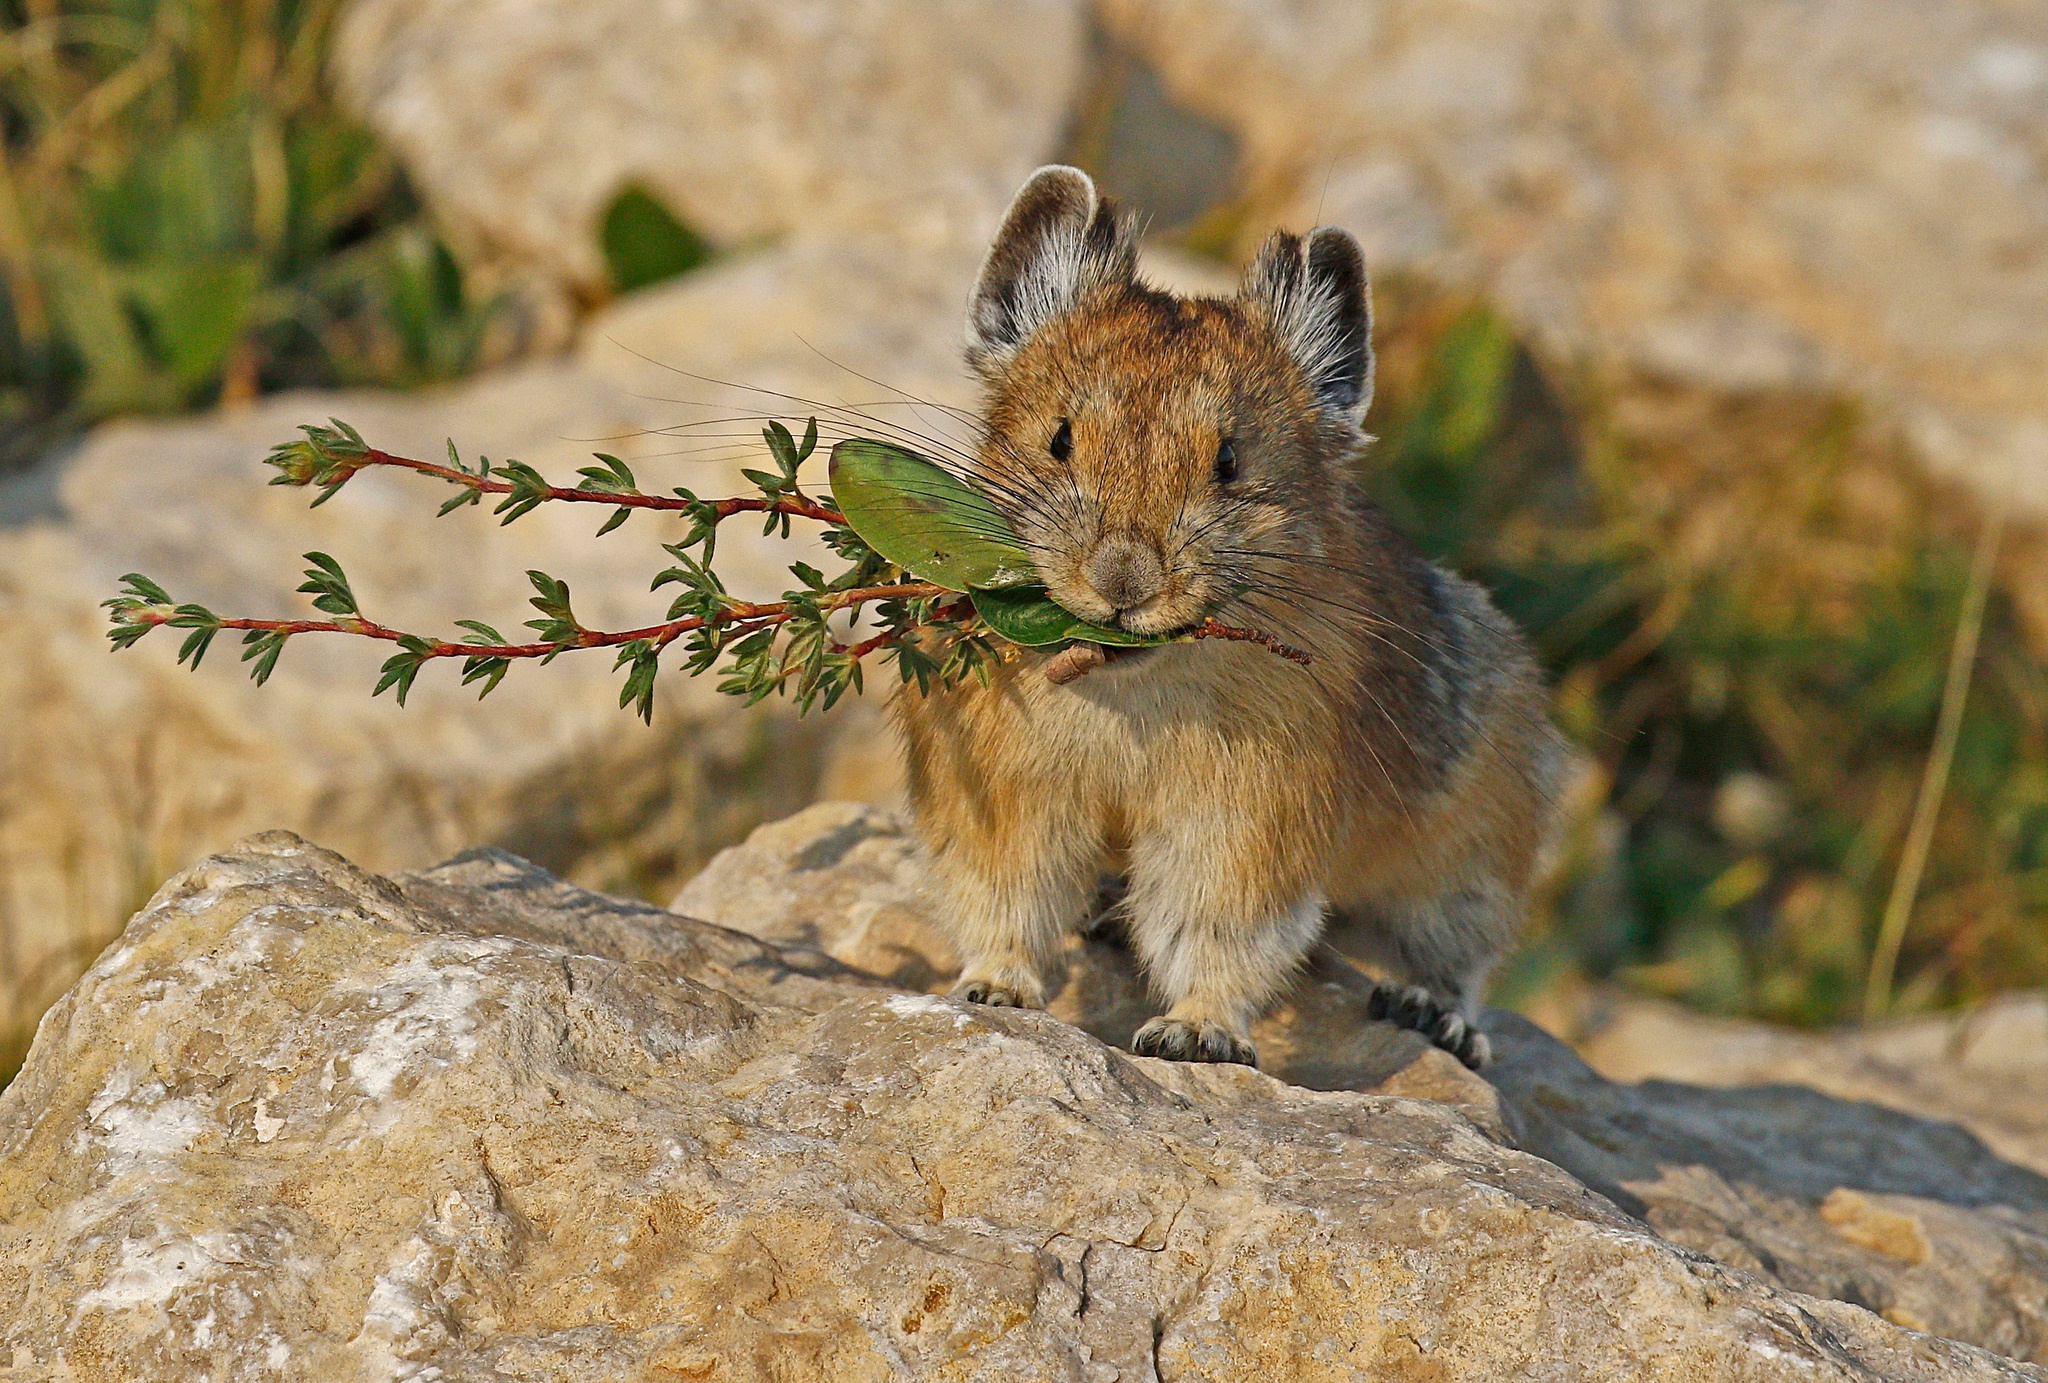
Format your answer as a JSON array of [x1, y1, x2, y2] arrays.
[[1337, 883, 1519, 1069]]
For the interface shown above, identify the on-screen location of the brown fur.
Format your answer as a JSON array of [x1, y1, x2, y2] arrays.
[[897, 167, 1568, 1068]]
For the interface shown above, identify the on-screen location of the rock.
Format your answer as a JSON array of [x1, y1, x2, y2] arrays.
[[679, 802, 2048, 1368], [330, 0, 1088, 310], [1093, 0, 2048, 523], [6, 828, 2047, 1378], [1575, 993, 2048, 1179]]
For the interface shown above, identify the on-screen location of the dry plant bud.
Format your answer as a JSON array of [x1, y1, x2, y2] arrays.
[[1043, 641, 1107, 685]]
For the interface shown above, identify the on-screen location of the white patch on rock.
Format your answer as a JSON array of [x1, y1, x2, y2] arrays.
[[884, 992, 974, 1028], [75, 1229, 235, 1316], [74, 1069, 208, 1177], [340, 941, 512, 1109]]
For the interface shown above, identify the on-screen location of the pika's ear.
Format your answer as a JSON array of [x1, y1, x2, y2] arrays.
[[966, 165, 1136, 373], [1241, 227, 1374, 423]]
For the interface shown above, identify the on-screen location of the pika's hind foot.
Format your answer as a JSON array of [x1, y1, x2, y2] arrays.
[[1131, 1017, 1258, 1067], [1078, 873, 1130, 947], [950, 977, 1043, 1010], [1368, 983, 1492, 1069]]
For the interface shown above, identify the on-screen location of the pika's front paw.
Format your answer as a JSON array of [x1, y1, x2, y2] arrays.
[[1131, 1017, 1257, 1067], [1368, 983, 1491, 1070], [950, 978, 1042, 1010]]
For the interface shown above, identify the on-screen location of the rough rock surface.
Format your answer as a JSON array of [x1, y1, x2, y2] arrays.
[[680, 802, 2048, 1368], [5, 825, 2046, 1380], [1095, 0, 2048, 519]]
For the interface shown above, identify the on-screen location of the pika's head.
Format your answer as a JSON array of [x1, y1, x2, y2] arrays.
[[964, 165, 1374, 638]]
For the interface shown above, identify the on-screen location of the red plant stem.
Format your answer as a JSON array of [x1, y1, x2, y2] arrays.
[[119, 590, 1311, 667], [1192, 617, 1314, 665], [358, 448, 846, 524], [122, 582, 952, 660]]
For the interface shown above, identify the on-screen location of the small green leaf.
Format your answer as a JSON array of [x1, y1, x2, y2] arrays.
[[454, 619, 507, 646], [460, 654, 511, 698], [240, 628, 290, 685], [827, 440, 1037, 592], [373, 635, 435, 705], [576, 453, 637, 494], [969, 585, 1174, 648], [297, 552, 359, 617], [614, 640, 661, 723], [111, 572, 174, 607], [176, 623, 220, 669]]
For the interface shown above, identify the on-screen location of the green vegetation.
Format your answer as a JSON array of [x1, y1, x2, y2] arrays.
[[0, 0, 497, 472], [600, 183, 712, 296], [1369, 296, 2047, 1026]]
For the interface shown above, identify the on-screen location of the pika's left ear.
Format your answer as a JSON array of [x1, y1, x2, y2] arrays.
[[1240, 227, 1374, 423], [965, 165, 1137, 374]]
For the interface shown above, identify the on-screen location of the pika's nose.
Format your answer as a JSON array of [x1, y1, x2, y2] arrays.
[[1083, 533, 1165, 613]]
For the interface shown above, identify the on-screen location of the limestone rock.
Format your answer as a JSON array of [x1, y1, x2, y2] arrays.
[[1094, 0, 2048, 521], [330, 0, 1087, 304], [5, 829, 2046, 1379], [679, 801, 2048, 1367]]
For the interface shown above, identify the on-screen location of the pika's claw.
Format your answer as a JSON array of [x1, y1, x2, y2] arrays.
[[1131, 1017, 1258, 1067], [951, 978, 1039, 1009], [1368, 982, 1491, 1069]]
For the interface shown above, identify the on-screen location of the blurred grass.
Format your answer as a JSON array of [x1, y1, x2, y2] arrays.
[[1364, 289, 2048, 1027], [0, 0, 500, 473]]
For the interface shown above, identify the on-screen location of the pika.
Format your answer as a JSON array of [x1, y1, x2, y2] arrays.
[[896, 166, 1569, 1069]]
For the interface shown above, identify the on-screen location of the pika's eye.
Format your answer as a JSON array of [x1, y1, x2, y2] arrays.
[[1049, 418, 1073, 462], [1214, 437, 1238, 484]]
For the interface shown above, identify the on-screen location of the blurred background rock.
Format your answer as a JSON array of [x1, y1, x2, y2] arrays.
[[1, 0, 2043, 1088]]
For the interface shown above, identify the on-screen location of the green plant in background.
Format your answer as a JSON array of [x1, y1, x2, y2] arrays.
[[601, 183, 712, 296], [1370, 300, 2048, 1027], [0, 0, 497, 471]]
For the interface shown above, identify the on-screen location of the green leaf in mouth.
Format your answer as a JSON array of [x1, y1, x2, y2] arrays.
[[828, 439, 1039, 592], [968, 585, 1176, 648]]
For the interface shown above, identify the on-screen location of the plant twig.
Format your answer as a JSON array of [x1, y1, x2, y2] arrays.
[[336, 446, 846, 525], [108, 580, 951, 660], [109, 416, 1316, 724], [1192, 617, 1314, 666]]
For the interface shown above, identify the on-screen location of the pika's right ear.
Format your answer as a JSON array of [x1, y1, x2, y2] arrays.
[[1241, 226, 1375, 424], [966, 166, 1136, 373]]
